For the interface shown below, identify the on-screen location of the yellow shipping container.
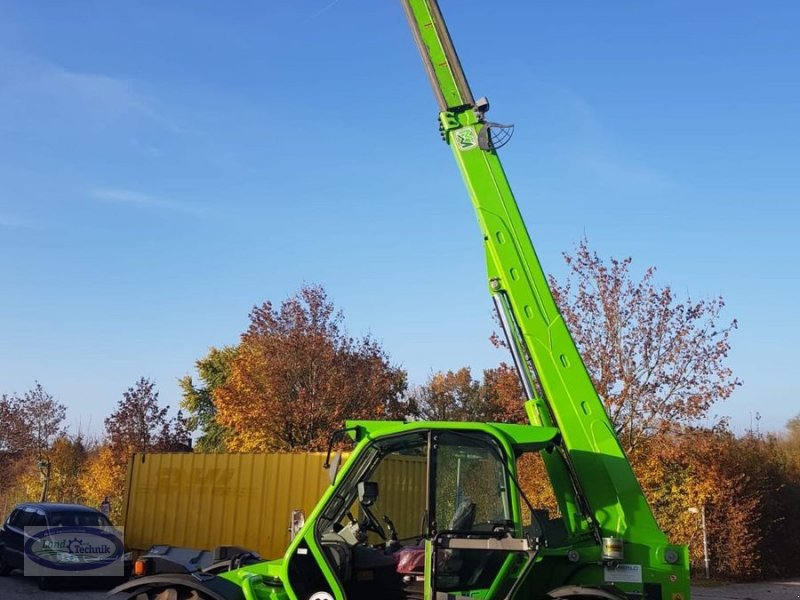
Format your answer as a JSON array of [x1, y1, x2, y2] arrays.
[[122, 452, 336, 559], [122, 452, 427, 560]]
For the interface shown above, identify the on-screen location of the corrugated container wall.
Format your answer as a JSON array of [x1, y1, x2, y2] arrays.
[[122, 453, 336, 559]]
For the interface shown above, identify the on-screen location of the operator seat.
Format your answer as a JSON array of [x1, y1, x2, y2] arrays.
[[449, 498, 476, 531], [320, 532, 352, 583]]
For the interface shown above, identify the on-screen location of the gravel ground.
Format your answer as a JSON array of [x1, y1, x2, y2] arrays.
[[692, 580, 800, 600], [0, 571, 108, 599], [1, 571, 798, 599]]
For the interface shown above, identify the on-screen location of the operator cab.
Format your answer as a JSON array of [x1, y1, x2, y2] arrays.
[[287, 423, 557, 600]]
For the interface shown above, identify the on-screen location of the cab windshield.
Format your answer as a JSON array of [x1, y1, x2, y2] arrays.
[[317, 431, 428, 540]]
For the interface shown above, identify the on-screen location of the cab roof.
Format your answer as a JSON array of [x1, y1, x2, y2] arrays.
[[345, 420, 559, 452]]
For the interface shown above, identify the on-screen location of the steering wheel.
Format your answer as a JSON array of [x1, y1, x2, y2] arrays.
[[359, 505, 387, 541]]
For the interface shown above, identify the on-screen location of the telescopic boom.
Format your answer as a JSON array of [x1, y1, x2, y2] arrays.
[[402, 0, 673, 556]]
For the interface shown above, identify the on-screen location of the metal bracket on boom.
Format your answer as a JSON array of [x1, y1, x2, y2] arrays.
[[438, 111, 461, 142], [474, 94, 514, 151], [478, 121, 515, 151]]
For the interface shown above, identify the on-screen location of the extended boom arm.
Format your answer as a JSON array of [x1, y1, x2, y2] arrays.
[[401, 0, 666, 547]]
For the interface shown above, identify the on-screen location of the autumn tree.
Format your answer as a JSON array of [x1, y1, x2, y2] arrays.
[[0, 382, 67, 459], [409, 368, 481, 421], [20, 382, 67, 459], [785, 413, 800, 452], [780, 413, 800, 472], [0, 394, 29, 510], [215, 285, 408, 452], [0, 393, 29, 453], [632, 426, 800, 580], [105, 377, 189, 458], [408, 364, 528, 423], [43, 433, 87, 503], [549, 238, 739, 450], [179, 346, 237, 452], [96, 378, 189, 520], [0, 383, 66, 503], [481, 364, 527, 424], [0, 394, 33, 492], [79, 445, 127, 523], [787, 414, 800, 441]]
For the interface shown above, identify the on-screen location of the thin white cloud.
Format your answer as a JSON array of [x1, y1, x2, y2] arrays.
[[89, 188, 205, 216], [90, 188, 160, 205], [129, 137, 164, 158], [311, 0, 344, 18], [0, 53, 181, 134], [546, 84, 674, 192], [578, 152, 671, 190]]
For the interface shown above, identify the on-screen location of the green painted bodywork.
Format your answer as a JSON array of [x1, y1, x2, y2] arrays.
[[399, 0, 691, 598], [221, 421, 555, 598], [212, 2, 693, 600]]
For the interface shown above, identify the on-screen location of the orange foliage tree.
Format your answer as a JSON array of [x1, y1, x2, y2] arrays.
[[215, 285, 408, 452], [408, 366, 557, 513], [0, 383, 66, 508], [409, 364, 527, 424], [46, 434, 88, 503], [409, 368, 481, 421], [783, 414, 800, 472], [481, 364, 528, 424], [90, 378, 189, 521], [634, 428, 800, 579], [79, 445, 127, 523], [550, 238, 740, 451]]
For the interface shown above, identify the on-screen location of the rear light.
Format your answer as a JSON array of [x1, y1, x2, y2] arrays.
[[133, 558, 149, 577]]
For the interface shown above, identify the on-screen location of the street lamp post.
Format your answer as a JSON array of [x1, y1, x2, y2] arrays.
[[688, 505, 710, 578]]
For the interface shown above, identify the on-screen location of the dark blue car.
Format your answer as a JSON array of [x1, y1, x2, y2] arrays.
[[0, 502, 129, 590]]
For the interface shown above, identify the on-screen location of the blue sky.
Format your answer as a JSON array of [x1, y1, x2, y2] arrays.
[[1, 0, 797, 437]]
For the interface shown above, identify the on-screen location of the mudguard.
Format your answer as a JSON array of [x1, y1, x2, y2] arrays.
[[107, 572, 246, 600], [547, 585, 630, 599]]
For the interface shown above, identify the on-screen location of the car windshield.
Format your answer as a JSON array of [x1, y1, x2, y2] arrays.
[[49, 511, 111, 527]]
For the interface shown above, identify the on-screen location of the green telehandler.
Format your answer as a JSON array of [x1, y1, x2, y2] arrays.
[[109, 1, 690, 599]]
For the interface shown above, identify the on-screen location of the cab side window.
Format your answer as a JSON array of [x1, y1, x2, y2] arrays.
[[434, 432, 510, 533], [432, 432, 515, 594]]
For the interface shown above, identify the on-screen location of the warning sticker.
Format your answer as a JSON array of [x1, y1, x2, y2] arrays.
[[604, 563, 643, 583]]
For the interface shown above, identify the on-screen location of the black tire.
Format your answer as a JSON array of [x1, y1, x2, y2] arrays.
[[0, 549, 11, 576], [38, 575, 53, 590]]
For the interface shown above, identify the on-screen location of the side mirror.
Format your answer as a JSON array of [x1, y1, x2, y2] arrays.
[[327, 451, 342, 485], [357, 481, 379, 507], [289, 509, 305, 541]]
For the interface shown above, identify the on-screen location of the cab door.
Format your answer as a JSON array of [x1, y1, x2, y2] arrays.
[[286, 431, 430, 600], [427, 431, 531, 600]]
